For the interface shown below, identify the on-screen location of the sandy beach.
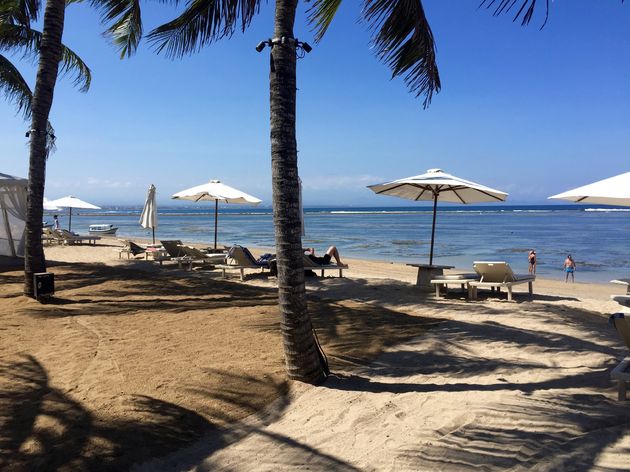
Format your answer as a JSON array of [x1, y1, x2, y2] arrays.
[[1, 239, 629, 471]]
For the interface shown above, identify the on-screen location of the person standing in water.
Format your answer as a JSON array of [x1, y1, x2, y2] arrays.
[[563, 255, 576, 282], [528, 250, 537, 274]]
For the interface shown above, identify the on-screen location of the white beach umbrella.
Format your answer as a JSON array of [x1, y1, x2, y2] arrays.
[[368, 168, 508, 265], [548, 172, 630, 207], [47, 195, 101, 232], [43, 198, 60, 211], [171, 180, 261, 249], [140, 184, 158, 244]]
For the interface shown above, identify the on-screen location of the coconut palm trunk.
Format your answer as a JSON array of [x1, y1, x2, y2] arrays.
[[23, 0, 66, 297], [270, 0, 326, 383]]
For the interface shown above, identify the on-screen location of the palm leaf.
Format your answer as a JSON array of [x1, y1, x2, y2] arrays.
[[361, 0, 440, 108], [480, 0, 549, 27], [0, 0, 40, 25], [147, 0, 262, 58], [307, 0, 342, 42], [0, 52, 31, 117], [92, 0, 143, 58], [0, 24, 91, 91]]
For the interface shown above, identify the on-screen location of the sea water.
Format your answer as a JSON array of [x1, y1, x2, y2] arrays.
[[54, 205, 630, 283]]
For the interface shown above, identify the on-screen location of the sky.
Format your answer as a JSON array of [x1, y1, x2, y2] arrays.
[[1, 0, 629, 207]]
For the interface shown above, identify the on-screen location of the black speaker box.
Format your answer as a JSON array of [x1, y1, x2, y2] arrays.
[[34, 272, 54, 299]]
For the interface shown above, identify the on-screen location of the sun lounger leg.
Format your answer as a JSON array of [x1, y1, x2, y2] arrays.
[[435, 284, 441, 297], [507, 286, 513, 302], [339, 269, 343, 278], [240, 268, 244, 281], [468, 285, 477, 300], [221, 268, 226, 278], [528, 281, 533, 295]]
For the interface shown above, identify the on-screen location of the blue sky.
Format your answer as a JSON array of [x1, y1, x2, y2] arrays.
[[1, 0, 629, 206]]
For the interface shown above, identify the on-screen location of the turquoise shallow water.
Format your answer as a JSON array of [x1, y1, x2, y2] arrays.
[[51, 205, 630, 283]]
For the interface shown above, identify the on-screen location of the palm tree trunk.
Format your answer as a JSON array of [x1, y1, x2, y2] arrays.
[[270, 0, 326, 384], [23, 0, 66, 298]]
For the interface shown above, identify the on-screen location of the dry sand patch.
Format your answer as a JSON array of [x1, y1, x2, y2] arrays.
[[0, 258, 433, 471]]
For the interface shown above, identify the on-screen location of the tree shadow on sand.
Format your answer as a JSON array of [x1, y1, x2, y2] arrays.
[[0, 356, 358, 472]]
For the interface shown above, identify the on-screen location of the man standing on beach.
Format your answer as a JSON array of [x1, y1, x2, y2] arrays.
[[564, 255, 576, 282]]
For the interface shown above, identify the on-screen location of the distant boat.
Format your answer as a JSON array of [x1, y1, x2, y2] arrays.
[[43, 221, 53, 229], [89, 224, 118, 235]]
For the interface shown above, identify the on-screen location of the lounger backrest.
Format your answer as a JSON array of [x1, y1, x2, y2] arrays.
[[160, 240, 184, 257], [128, 241, 146, 256], [180, 246, 207, 259], [303, 255, 320, 268], [612, 314, 630, 350], [57, 229, 77, 240], [473, 262, 516, 283], [227, 245, 258, 266]]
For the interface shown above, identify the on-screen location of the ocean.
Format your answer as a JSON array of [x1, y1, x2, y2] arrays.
[[50, 204, 630, 283]]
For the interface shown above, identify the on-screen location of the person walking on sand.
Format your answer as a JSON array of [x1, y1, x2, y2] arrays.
[[564, 255, 576, 283], [528, 250, 537, 274]]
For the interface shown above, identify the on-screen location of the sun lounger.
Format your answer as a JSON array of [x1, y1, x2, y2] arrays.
[[609, 313, 630, 400], [468, 261, 535, 301], [178, 245, 227, 270], [160, 240, 185, 259], [612, 295, 630, 309], [216, 245, 271, 280], [611, 279, 630, 295], [430, 273, 479, 297], [118, 240, 147, 259], [55, 229, 100, 245], [303, 254, 348, 278]]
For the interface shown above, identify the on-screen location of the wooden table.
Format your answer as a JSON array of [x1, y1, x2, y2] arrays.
[[407, 264, 455, 289]]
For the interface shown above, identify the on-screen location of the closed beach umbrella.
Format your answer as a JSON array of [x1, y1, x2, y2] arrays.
[[548, 172, 630, 207], [171, 180, 261, 249], [47, 195, 101, 232], [368, 168, 508, 265], [140, 184, 158, 244]]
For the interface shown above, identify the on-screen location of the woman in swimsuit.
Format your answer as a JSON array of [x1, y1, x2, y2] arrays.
[[528, 250, 536, 274], [564, 254, 576, 283]]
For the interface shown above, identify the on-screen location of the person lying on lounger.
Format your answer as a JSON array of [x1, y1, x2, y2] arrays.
[[304, 246, 344, 266]]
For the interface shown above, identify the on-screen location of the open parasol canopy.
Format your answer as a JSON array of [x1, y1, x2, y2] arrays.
[[47, 195, 101, 232], [368, 168, 508, 265], [548, 172, 630, 207], [171, 180, 261, 249]]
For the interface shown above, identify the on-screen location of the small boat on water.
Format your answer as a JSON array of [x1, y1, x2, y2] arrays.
[[89, 224, 118, 235]]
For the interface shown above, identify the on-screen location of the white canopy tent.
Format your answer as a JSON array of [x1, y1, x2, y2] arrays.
[[0, 173, 28, 257]]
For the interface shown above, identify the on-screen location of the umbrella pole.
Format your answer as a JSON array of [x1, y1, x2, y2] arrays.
[[69, 207, 72, 232], [152, 227, 155, 245], [429, 193, 438, 266], [214, 200, 218, 250]]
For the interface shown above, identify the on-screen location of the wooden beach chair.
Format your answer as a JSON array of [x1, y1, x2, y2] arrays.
[[56, 229, 100, 245], [216, 245, 271, 280], [118, 240, 147, 259], [468, 261, 535, 301], [179, 245, 227, 271], [430, 273, 479, 297], [302, 254, 348, 278]]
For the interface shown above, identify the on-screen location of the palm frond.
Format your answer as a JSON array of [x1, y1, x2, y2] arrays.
[[307, 0, 342, 42], [480, 0, 549, 27], [0, 52, 32, 118], [147, 0, 261, 58], [361, 0, 440, 108], [92, 0, 143, 58], [0, 24, 91, 91], [0, 0, 40, 26]]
